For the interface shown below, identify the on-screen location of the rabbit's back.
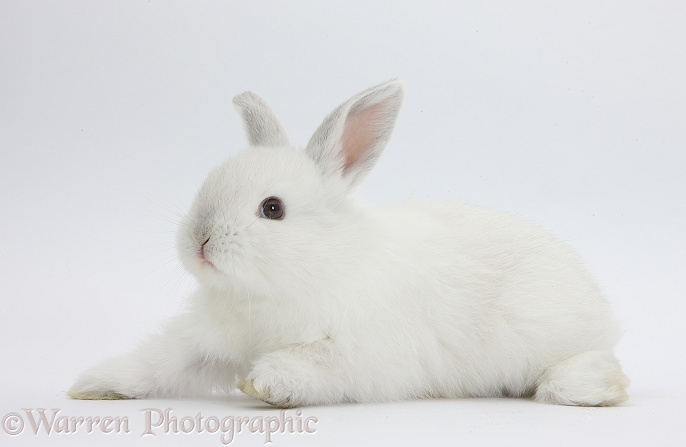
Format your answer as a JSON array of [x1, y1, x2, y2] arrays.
[[332, 199, 620, 400]]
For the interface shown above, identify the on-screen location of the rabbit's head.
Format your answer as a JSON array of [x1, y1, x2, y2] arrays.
[[177, 80, 404, 298]]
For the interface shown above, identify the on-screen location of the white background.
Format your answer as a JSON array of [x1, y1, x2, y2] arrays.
[[1, 1, 684, 445]]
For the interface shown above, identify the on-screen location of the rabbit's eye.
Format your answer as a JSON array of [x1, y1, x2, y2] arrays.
[[260, 197, 285, 220]]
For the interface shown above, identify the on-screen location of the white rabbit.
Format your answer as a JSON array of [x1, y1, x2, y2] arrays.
[[69, 80, 629, 407]]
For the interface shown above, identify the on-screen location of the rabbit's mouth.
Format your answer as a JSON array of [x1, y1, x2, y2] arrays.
[[199, 257, 215, 269], [198, 255, 217, 271]]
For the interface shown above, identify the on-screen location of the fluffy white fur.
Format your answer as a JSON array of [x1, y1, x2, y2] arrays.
[[69, 80, 629, 407]]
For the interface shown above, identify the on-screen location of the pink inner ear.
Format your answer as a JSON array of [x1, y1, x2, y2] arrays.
[[340, 102, 385, 172]]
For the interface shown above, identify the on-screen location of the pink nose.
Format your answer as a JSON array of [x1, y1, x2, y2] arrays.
[[199, 237, 212, 265]]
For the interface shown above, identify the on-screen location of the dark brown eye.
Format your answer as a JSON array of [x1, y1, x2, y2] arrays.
[[260, 197, 285, 220]]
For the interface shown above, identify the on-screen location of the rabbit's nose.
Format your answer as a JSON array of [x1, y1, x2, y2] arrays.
[[200, 237, 210, 257]]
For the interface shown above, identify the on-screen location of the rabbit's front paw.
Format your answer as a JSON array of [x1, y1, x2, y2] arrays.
[[237, 355, 302, 408], [68, 374, 143, 400], [238, 343, 345, 407], [68, 355, 149, 400], [237, 377, 294, 408], [68, 389, 134, 400]]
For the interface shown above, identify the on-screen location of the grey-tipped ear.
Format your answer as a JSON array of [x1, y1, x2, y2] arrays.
[[305, 79, 405, 190], [232, 91, 290, 147]]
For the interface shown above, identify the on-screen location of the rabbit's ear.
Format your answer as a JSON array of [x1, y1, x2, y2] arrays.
[[233, 91, 290, 147], [306, 80, 404, 189]]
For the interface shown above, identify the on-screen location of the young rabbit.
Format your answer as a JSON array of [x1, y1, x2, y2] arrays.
[[69, 80, 629, 407]]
